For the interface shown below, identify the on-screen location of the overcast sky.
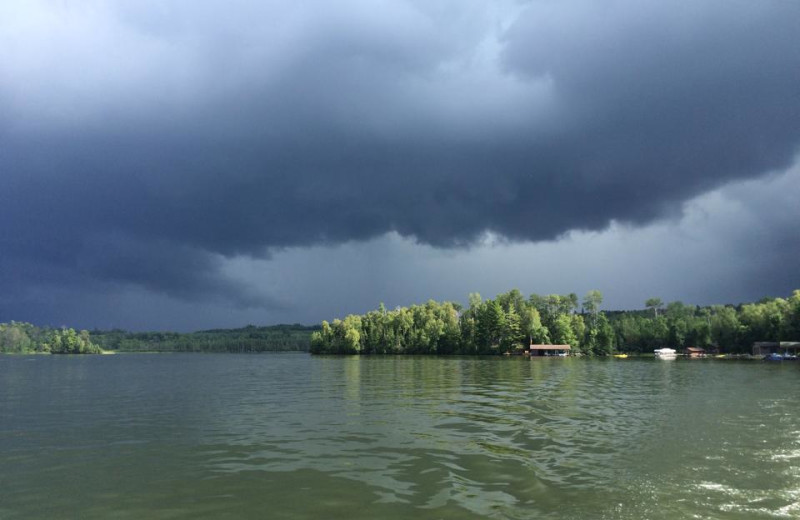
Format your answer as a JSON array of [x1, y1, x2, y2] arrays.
[[1, 0, 799, 331]]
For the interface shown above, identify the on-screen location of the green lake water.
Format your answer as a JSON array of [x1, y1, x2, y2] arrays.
[[1, 353, 798, 519]]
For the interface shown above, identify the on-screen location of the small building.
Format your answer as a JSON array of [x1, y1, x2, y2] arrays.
[[686, 347, 706, 358], [753, 342, 800, 356], [529, 344, 571, 357]]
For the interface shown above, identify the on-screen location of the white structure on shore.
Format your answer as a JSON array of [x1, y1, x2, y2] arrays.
[[654, 348, 677, 359]]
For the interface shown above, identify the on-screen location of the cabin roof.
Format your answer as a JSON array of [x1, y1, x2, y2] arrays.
[[686, 347, 705, 352], [529, 344, 571, 350]]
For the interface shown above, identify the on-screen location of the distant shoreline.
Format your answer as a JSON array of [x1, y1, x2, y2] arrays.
[[0, 323, 317, 355]]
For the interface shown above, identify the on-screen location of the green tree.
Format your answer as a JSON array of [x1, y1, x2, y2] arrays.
[[0, 324, 32, 353], [477, 300, 506, 353], [594, 313, 615, 355], [583, 290, 603, 326], [521, 307, 549, 344], [551, 314, 577, 348], [645, 298, 663, 318], [502, 305, 524, 352], [570, 314, 586, 353]]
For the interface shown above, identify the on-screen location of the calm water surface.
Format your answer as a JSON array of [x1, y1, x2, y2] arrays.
[[1, 354, 798, 519]]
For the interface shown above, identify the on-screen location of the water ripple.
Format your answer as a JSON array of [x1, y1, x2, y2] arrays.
[[2, 354, 799, 519]]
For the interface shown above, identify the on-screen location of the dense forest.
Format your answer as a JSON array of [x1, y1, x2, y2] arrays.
[[0, 322, 102, 354], [0, 323, 317, 354], [90, 324, 317, 353], [5, 290, 799, 356], [310, 289, 800, 356]]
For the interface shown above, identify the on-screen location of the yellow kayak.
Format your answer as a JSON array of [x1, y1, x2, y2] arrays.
[[613, 354, 629, 359]]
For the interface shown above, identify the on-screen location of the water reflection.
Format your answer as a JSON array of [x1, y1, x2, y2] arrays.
[[189, 357, 800, 519]]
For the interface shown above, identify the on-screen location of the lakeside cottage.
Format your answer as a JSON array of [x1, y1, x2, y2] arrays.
[[529, 344, 571, 357], [752, 342, 800, 357]]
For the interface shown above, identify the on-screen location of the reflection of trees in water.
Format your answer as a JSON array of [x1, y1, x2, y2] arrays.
[[192, 355, 800, 519]]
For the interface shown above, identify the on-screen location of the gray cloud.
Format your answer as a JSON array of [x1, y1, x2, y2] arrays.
[[238, 160, 800, 322], [7, 159, 799, 331], [1, 0, 799, 325]]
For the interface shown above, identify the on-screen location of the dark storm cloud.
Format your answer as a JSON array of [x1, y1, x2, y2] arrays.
[[1, 0, 799, 314]]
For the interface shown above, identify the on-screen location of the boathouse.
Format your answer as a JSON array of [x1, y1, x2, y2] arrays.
[[686, 347, 706, 358], [529, 344, 571, 357], [752, 342, 800, 356]]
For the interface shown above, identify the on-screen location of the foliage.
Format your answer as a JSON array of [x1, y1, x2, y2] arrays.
[[609, 291, 800, 353], [645, 298, 664, 318], [313, 289, 800, 355], [90, 324, 317, 353], [0, 322, 316, 354], [6, 290, 799, 357], [0, 322, 101, 354], [313, 290, 595, 355]]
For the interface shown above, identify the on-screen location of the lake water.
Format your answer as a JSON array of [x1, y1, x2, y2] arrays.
[[1, 354, 798, 519]]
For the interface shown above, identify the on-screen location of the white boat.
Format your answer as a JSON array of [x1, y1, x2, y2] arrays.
[[654, 348, 677, 359]]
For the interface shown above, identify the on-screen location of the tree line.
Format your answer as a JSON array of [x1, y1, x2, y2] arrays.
[[0, 322, 318, 354], [0, 322, 102, 354], [310, 289, 800, 355], [5, 290, 798, 356], [88, 324, 316, 352]]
